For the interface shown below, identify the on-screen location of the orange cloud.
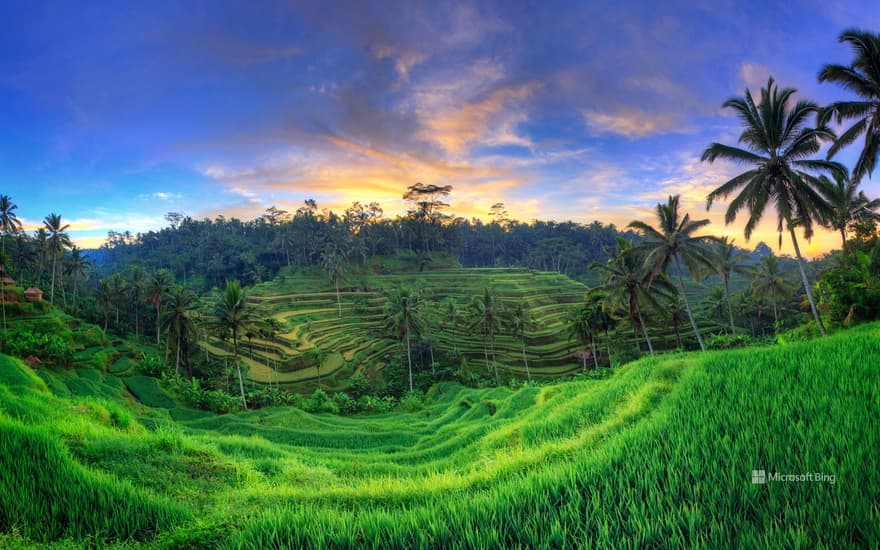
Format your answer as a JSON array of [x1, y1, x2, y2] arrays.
[[417, 82, 539, 154]]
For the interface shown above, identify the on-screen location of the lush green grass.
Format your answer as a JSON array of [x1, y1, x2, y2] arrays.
[[0, 324, 877, 547]]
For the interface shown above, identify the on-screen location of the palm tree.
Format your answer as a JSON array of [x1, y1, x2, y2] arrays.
[[566, 304, 599, 370], [818, 29, 880, 182], [439, 297, 461, 352], [321, 237, 348, 317], [129, 266, 146, 341], [468, 287, 504, 384], [43, 214, 71, 306], [108, 273, 128, 328], [65, 247, 90, 313], [701, 77, 845, 336], [751, 255, 796, 325], [383, 284, 426, 393], [160, 286, 200, 377], [708, 237, 752, 333], [506, 301, 537, 382], [816, 174, 880, 247], [699, 286, 728, 327], [148, 269, 175, 345], [628, 195, 716, 351], [665, 295, 688, 349], [591, 238, 674, 356], [97, 278, 113, 331], [204, 280, 264, 409], [34, 228, 48, 286], [0, 195, 23, 331]]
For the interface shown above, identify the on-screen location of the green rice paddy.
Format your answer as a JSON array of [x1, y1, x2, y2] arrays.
[[0, 323, 876, 547]]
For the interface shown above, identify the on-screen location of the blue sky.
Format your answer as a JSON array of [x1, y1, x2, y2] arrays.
[[1, 0, 879, 255]]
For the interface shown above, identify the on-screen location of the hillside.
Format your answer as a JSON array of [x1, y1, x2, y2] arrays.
[[201, 257, 736, 392], [203, 260, 594, 390], [0, 324, 876, 547]]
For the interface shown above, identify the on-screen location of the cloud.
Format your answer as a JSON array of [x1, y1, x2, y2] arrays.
[[418, 82, 539, 154], [137, 191, 183, 201], [582, 108, 685, 139]]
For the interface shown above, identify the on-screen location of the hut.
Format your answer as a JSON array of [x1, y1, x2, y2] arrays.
[[24, 287, 43, 302], [0, 275, 14, 287]]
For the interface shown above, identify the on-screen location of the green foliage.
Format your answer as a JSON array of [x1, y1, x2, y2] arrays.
[[1, 329, 73, 367], [705, 332, 753, 349]]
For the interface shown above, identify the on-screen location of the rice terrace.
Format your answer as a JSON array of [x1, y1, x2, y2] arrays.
[[1, 2, 878, 548]]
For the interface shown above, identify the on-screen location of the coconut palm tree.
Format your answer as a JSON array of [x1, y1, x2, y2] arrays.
[[97, 278, 113, 331], [591, 238, 674, 356], [566, 303, 599, 370], [439, 297, 461, 353], [0, 195, 23, 331], [816, 174, 880, 247], [506, 301, 537, 382], [204, 280, 264, 409], [129, 266, 146, 341], [628, 195, 717, 351], [467, 287, 504, 384], [148, 269, 175, 345], [160, 286, 200, 377], [108, 273, 128, 329], [818, 29, 880, 182], [750, 254, 796, 326], [701, 77, 845, 336], [43, 213, 71, 306], [65, 247, 90, 314], [321, 236, 349, 318], [383, 284, 426, 393], [708, 237, 752, 333]]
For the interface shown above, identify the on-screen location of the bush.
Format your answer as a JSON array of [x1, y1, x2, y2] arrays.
[[705, 333, 753, 350], [332, 392, 358, 413], [0, 330, 73, 367], [397, 391, 424, 412]]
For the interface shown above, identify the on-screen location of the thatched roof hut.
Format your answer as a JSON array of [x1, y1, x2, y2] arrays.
[[24, 287, 43, 302], [0, 275, 15, 286]]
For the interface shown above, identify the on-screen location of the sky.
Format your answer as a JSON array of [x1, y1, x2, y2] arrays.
[[1, 0, 879, 256]]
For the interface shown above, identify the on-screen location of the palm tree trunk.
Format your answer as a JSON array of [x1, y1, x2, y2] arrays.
[[604, 327, 613, 366], [673, 319, 682, 349], [789, 227, 826, 336], [483, 342, 490, 374], [429, 342, 435, 375], [674, 254, 706, 351], [724, 277, 736, 335], [771, 291, 779, 325], [233, 332, 248, 409], [336, 280, 341, 318], [490, 334, 499, 384], [635, 302, 654, 356], [175, 333, 181, 376], [590, 333, 599, 369], [581, 348, 587, 371], [405, 329, 413, 393], [50, 255, 56, 304], [520, 337, 531, 382], [840, 228, 847, 248], [156, 304, 161, 345]]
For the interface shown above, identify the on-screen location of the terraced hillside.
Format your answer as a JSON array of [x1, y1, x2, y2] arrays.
[[202, 265, 597, 389], [2, 324, 877, 547]]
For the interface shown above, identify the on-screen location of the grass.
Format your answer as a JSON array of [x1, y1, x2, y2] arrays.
[[0, 323, 876, 547]]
